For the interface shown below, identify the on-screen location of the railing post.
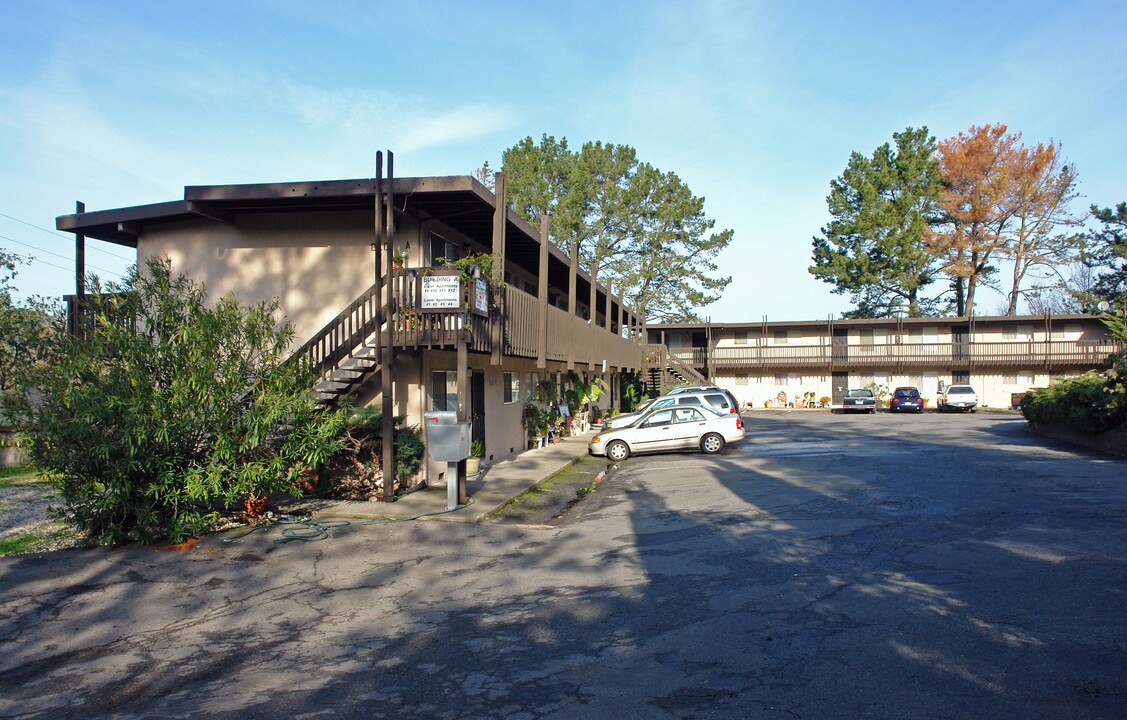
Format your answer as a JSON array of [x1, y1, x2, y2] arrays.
[[568, 240, 578, 370], [382, 151, 396, 503], [537, 215, 549, 369], [490, 171, 506, 366]]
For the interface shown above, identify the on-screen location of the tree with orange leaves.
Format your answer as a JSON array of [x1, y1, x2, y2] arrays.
[[931, 124, 1019, 317], [932, 123, 1082, 316]]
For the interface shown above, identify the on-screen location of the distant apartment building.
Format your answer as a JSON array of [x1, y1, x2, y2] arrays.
[[647, 315, 1122, 409]]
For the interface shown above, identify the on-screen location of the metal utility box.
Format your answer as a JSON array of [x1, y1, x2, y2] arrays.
[[423, 411, 471, 462]]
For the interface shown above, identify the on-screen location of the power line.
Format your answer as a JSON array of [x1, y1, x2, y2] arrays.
[[0, 232, 125, 278], [0, 210, 134, 262]]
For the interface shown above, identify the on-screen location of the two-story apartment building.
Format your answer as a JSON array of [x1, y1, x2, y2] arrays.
[[648, 315, 1122, 410], [56, 169, 645, 489]]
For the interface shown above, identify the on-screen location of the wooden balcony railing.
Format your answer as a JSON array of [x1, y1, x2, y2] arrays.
[[504, 284, 642, 368], [705, 340, 1124, 370]]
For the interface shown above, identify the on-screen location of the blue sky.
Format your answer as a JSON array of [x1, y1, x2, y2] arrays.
[[1, 0, 1124, 321]]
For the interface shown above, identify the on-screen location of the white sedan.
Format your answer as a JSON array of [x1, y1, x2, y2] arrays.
[[589, 405, 745, 461]]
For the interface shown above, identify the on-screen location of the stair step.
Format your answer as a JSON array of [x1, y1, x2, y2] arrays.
[[316, 380, 350, 392], [330, 368, 365, 381], [339, 357, 377, 371]]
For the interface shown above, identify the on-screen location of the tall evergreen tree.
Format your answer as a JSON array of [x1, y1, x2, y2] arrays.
[[1086, 202, 1127, 306], [810, 127, 942, 317], [496, 135, 732, 321]]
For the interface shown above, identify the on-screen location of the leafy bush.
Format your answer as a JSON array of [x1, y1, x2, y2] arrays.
[[320, 405, 425, 498], [1021, 352, 1127, 434], [6, 257, 348, 545]]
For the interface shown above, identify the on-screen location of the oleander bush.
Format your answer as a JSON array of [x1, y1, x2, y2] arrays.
[[1020, 351, 1127, 434], [5, 257, 348, 545]]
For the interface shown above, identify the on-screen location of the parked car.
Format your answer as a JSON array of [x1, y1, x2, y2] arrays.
[[666, 385, 740, 410], [939, 384, 978, 412], [842, 388, 877, 413], [589, 404, 745, 461], [889, 386, 924, 413], [604, 390, 739, 430]]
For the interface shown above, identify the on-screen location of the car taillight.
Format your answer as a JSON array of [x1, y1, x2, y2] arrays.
[[736, 417, 743, 430], [730, 407, 737, 413]]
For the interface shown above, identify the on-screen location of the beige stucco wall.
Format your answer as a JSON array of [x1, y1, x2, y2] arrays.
[[139, 210, 383, 343]]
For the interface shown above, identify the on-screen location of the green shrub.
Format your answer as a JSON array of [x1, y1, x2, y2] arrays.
[[321, 405, 425, 497], [1021, 352, 1127, 434], [7, 257, 348, 545]]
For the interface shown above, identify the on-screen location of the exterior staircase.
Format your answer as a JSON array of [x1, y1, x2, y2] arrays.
[[292, 283, 384, 406], [643, 345, 709, 395]]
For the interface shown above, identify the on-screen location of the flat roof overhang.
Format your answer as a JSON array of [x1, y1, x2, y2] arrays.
[[54, 175, 613, 309]]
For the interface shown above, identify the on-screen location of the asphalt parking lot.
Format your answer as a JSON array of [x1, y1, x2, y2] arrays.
[[2, 411, 1126, 719]]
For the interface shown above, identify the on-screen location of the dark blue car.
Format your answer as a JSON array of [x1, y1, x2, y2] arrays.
[[889, 387, 924, 413]]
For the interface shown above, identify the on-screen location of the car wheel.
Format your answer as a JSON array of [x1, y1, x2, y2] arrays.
[[700, 433, 725, 454], [606, 440, 630, 462]]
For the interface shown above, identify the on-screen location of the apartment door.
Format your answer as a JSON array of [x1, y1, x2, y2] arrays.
[[692, 331, 708, 373], [952, 325, 970, 364], [470, 370, 486, 446], [832, 371, 848, 405], [832, 328, 848, 363]]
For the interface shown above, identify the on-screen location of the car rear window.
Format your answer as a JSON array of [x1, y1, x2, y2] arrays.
[[704, 394, 730, 409], [949, 386, 974, 394]]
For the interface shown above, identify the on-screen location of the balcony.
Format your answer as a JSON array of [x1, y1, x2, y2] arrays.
[[697, 340, 1124, 370]]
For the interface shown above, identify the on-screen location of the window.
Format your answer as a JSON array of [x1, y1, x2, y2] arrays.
[[734, 330, 748, 345], [503, 372, 519, 404], [674, 408, 705, 423], [677, 396, 702, 405], [774, 373, 802, 386], [1003, 325, 1034, 341], [736, 374, 749, 386], [1003, 372, 1034, 385], [430, 371, 458, 411], [429, 233, 461, 266], [526, 373, 539, 402], [773, 329, 800, 345], [908, 327, 938, 343], [642, 409, 674, 428]]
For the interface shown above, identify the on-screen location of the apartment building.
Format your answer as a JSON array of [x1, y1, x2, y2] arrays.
[[648, 315, 1122, 410], [56, 171, 644, 484]]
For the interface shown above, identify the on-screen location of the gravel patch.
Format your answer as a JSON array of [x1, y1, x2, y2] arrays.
[[0, 476, 84, 553]]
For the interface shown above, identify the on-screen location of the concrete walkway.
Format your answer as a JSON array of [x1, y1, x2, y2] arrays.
[[297, 430, 600, 523]]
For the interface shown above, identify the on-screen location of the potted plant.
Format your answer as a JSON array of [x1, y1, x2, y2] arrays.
[[392, 249, 408, 268], [466, 440, 485, 476], [548, 412, 565, 443], [522, 403, 544, 449]]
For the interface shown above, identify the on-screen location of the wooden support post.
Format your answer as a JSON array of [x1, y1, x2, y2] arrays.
[[568, 240, 578, 370], [374, 154, 383, 365], [588, 259, 599, 371], [490, 171, 506, 365], [456, 338, 469, 504], [75, 201, 86, 299], [537, 215, 549, 369], [382, 151, 397, 503]]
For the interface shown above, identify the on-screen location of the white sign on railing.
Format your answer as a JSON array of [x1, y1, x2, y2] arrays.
[[421, 274, 462, 311]]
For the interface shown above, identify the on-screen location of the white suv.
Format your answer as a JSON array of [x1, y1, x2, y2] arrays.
[[940, 385, 978, 412]]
